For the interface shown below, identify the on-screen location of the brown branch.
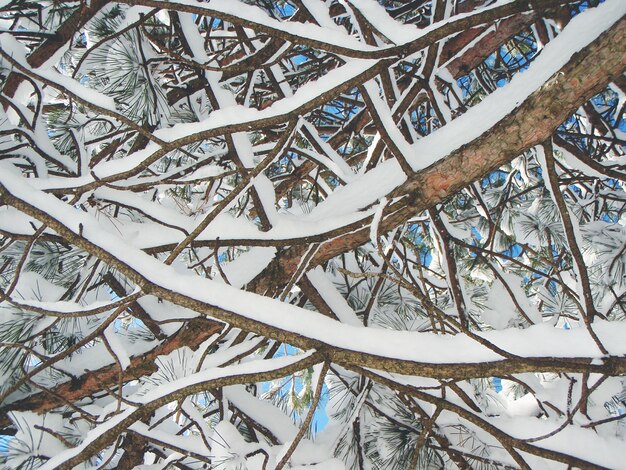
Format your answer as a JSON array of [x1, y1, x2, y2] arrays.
[[0, 317, 223, 433], [251, 10, 626, 295]]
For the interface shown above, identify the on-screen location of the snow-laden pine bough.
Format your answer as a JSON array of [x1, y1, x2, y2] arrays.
[[0, 0, 625, 468]]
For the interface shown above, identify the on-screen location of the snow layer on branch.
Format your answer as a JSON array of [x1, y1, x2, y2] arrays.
[[348, 0, 420, 44], [165, 0, 377, 52], [130, 421, 212, 458], [0, 195, 376, 251], [38, 406, 138, 470], [225, 385, 300, 443], [138, 352, 315, 404], [405, 0, 626, 171], [152, 58, 378, 142], [2, 1, 625, 468], [306, 267, 362, 326], [4, 171, 626, 367], [301, 121, 356, 182], [38, 354, 313, 469], [305, 159, 405, 221], [104, 324, 131, 370], [487, 415, 626, 469], [0, 34, 117, 112], [217, 247, 278, 289], [275, 0, 626, 235], [300, 0, 344, 32]]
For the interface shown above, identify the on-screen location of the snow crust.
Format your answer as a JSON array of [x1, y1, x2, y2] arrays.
[[405, 0, 626, 171], [3, 171, 626, 367]]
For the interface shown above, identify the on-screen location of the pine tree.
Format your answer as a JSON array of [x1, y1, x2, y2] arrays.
[[0, 0, 624, 468]]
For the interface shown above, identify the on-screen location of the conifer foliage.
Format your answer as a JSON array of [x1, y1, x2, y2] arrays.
[[0, 0, 624, 468]]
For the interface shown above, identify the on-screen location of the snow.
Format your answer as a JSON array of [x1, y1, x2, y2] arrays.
[[12, 271, 65, 302], [224, 385, 299, 443], [555, 142, 607, 179], [7, 0, 608, 264], [93, 186, 192, 231], [535, 144, 589, 310], [405, 0, 626, 171], [92, 142, 164, 180], [38, 406, 138, 470], [152, 58, 379, 143], [483, 281, 519, 330], [2, 1, 625, 467], [167, 0, 378, 53], [369, 196, 388, 248], [0, 34, 117, 112], [0, 179, 401, 253], [7, 412, 68, 465], [291, 459, 346, 470], [8, 298, 116, 316], [300, 0, 343, 32], [104, 323, 131, 370], [217, 247, 277, 289], [131, 421, 211, 457], [504, 393, 541, 418], [301, 121, 356, 182], [347, 0, 419, 44], [138, 352, 315, 405], [305, 159, 405, 221], [292, 145, 355, 182], [484, 265, 541, 328], [362, 80, 414, 163], [3, 169, 626, 370], [204, 420, 259, 466], [37, 353, 314, 469], [487, 415, 626, 469], [94, 0, 622, 253], [189, 337, 265, 373], [306, 267, 362, 326]]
